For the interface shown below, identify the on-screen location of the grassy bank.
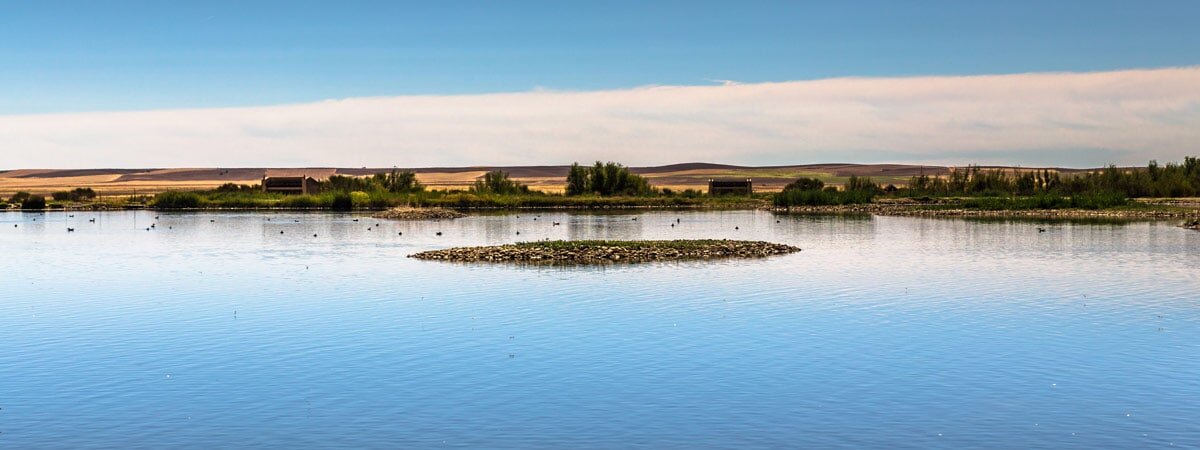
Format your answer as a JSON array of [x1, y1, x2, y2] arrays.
[[147, 188, 770, 210]]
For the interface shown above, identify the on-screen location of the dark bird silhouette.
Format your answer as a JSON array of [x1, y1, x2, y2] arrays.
[[210, 219, 215, 223], [89, 218, 95, 223], [735, 226, 739, 230], [67, 228, 75, 232], [552, 222, 560, 226], [670, 223, 675, 227], [353, 219, 359, 222], [632, 217, 638, 221], [313, 234, 318, 237], [436, 231, 443, 236], [280, 230, 285, 234], [516, 231, 520, 235], [398, 231, 403, 236], [1038, 227, 1047, 233]]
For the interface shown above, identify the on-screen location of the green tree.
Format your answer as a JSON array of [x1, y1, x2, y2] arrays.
[[472, 170, 530, 195], [566, 163, 589, 196], [782, 177, 824, 192]]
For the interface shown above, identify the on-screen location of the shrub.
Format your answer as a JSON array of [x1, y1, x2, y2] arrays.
[[564, 161, 654, 196], [20, 195, 46, 210], [330, 193, 354, 211], [51, 187, 98, 202], [773, 188, 874, 206], [151, 191, 202, 209], [471, 170, 531, 195], [782, 177, 825, 192], [9, 191, 31, 203]]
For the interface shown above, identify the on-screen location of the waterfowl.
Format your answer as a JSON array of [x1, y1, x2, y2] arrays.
[[67, 228, 75, 232], [436, 231, 443, 236]]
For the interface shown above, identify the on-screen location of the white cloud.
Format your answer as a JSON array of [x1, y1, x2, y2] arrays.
[[2, 67, 1198, 169]]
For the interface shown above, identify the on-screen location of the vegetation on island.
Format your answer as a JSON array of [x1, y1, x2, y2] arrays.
[[774, 157, 1200, 212]]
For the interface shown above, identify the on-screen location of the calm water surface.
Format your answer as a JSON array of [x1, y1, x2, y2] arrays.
[[1, 210, 1198, 449]]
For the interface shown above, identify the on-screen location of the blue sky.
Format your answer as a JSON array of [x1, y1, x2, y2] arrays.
[[4, 0, 1198, 114], [2, 1, 1199, 168]]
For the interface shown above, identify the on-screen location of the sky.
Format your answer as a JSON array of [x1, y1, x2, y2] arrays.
[[2, 1, 1199, 168]]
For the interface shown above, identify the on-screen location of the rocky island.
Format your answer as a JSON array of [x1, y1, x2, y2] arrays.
[[372, 206, 467, 220], [410, 239, 801, 264]]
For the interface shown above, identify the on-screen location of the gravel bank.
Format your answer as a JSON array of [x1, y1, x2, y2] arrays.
[[410, 239, 801, 264]]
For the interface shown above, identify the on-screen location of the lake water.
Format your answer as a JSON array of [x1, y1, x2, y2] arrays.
[[1, 210, 1197, 449]]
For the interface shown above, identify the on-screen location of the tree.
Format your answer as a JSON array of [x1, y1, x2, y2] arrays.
[[566, 163, 589, 196], [20, 195, 46, 210], [472, 170, 530, 195], [782, 177, 824, 192]]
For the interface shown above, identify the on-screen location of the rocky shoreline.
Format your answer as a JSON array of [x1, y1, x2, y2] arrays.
[[410, 239, 801, 264], [372, 206, 466, 220]]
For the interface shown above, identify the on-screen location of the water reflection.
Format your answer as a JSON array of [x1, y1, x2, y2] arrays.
[[0, 210, 1197, 449]]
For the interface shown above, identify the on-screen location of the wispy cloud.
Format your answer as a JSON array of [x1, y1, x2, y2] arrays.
[[2, 67, 1198, 169]]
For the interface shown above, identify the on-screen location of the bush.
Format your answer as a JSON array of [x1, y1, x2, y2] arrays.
[[51, 187, 97, 202], [471, 170, 531, 195], [9, 191, 31, 203], [280, 195, 321, 208], [330, 193, 354, 211], [565, 161, 654, 196], [151, 191, 202, 209], [782, 177, 825, 192], [1070, 190, 1128, 209], [20, 195, 46, 210], [773, 188, 874, 206]]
